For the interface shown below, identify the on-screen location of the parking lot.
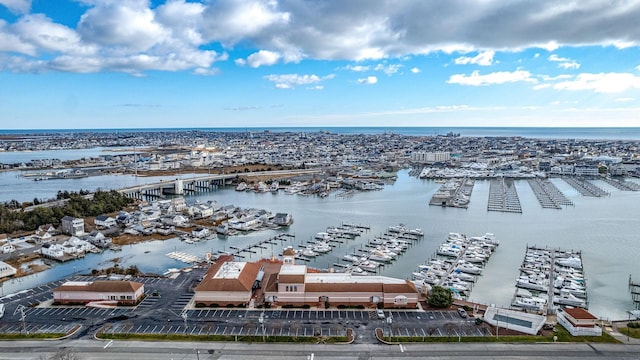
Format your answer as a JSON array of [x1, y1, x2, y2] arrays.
[[103, 321, 348, 339], [0, 322, 78, 336], [24, 306, 132, 321]]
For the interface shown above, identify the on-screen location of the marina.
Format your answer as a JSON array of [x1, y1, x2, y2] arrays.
[[512, 246, 588, 314], [165, 251, 201, 264], [487, 178, 522, 213], [601, 177, 640, 191], [412, 232, 499, 298], [428, 177, 474, 208]]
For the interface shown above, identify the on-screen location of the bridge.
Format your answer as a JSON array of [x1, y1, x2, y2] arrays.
[[117, 169, 322, 200]]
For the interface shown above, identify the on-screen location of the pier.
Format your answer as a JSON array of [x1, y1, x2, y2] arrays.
[[513, 246, 587, 314], [602, 177, 640, 191], [527, 178, 573, 209], [428, 177, 474, 208], [562, 177, 609, 197], [487, 178, 522, 213], [630, 276, 640, 310]]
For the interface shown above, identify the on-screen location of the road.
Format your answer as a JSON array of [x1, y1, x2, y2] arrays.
[[0, 340, 639, 359]]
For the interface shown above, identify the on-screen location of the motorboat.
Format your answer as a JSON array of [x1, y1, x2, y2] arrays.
[[553, 293, 587, 308]]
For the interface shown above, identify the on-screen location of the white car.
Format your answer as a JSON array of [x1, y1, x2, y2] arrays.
[[376, 309, 385, 319]]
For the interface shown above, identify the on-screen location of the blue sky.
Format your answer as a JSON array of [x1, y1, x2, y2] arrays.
[[1, 0, 640, 129]]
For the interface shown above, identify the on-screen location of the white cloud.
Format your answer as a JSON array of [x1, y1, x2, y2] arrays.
[[0, 0, 31, 14], [533, 84, 551, 90], [193, 67, 220, 76], [447, 70, 537, 86], [236, 50, 281, 68], [558, 61, 580, 69], [454, 51, 494, 66], [553, 73, 640, 93], [264, 73, 334, 89], [344, 65, 370, 72], [375, 63, 402, 75], [357, 76, 378, 85], [13, 14, 97, 55], [410, 67, 420, 74], [548, 54, 571, 62], [548, 54, 580, 70], [615, 97, 635, 102], [78, 1, 168, 52]]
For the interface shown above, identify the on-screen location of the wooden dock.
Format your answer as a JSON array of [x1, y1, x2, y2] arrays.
[[630, 275, 640, 310]]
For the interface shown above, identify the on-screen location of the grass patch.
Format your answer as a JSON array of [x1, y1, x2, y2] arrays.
[[619, 327, 640, 339], [0, 333, 65, 340], [97, 332, 348, 343]]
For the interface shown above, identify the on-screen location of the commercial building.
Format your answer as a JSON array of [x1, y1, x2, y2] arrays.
[[53, 280, 144, 305], [556, 307, 602, 336]]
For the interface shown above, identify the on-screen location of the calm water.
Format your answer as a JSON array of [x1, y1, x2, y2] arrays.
[[2, 170, 639, 320]]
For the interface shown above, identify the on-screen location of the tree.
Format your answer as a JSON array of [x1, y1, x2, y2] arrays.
[[428, 285, 453, 308]]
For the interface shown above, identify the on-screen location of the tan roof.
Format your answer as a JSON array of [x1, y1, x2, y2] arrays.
[[383, 281, 418, 294], [54, 281, 143, 293], [305, 282, 383, 293], [283, 247, 296, 256], [278, 274, 305, 283], [196, 260, 260, 292], [564, 307, 598, 320]]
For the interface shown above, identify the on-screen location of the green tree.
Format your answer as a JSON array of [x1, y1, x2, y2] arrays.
[[428, 285, 453, 308]]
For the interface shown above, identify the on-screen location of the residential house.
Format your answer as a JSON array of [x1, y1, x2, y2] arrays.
[[0, 260, 17, 279], [61, 216, 85, 236], [83, 231, 112, 249], [273, 213, 294, 226], [40, 243, 65, 260], [0, 237, 15, 254], [192, 227, 211, 238], [94, 215, 117, 229]]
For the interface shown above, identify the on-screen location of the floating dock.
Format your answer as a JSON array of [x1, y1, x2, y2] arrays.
[[411, 232, 499, 299], [166, 251, 201, 264], [527, 178, 573, 209], [429, 177, 474, 208], [562, 177, 609, 197], [601, 177, 640, 191], [630, 275, 640, 310], [487, 178, 522, 213], [512, 246, 587, 314]]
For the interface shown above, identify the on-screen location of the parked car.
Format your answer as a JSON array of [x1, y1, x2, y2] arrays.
[[457, 307, 468, 318], [376, 309, 385, 319]]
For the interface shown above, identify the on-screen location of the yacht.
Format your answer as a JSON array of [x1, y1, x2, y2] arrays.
[[235, 182, 247, 191], [553, 293, 587, 308]]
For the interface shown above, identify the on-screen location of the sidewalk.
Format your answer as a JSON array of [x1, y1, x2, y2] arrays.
[[606, 322, 640, 344]]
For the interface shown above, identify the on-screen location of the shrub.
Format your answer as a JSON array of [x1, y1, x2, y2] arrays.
[[628, 322, 640, 329]]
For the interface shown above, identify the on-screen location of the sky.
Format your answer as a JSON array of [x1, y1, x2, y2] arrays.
[[1, 0, 640, 129]]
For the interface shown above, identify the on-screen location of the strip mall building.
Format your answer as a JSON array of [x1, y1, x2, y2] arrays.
[[194, 248, 419, 308]]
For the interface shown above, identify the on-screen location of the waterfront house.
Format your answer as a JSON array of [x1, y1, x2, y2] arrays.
[[53, 280, 144, 306], [556, 308, 602, 336], [40, 243, 65, 259], [0, 260, 17, 279], [83, 231, 112, 249], [161, 214, 189, 227], [191, 227, 211, 238], [94, 215, 117, 229], [61, 216, 85, 236]]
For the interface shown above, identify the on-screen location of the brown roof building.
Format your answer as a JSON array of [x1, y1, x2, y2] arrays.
[[194, 257, 262, 307], [53, 280, 144, 305], [195, 250, 419, 309]]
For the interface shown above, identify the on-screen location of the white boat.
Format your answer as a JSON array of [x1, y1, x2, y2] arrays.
[[553, 293, 587, 308], [555, 256, 582, 269], [343, 254, 360, 262], [270, 181, 280, 193], [516, 277, 548, 292], [512, 296, 544, 311], [235, 182, 247, 191], [454, 262, 483, 275]]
